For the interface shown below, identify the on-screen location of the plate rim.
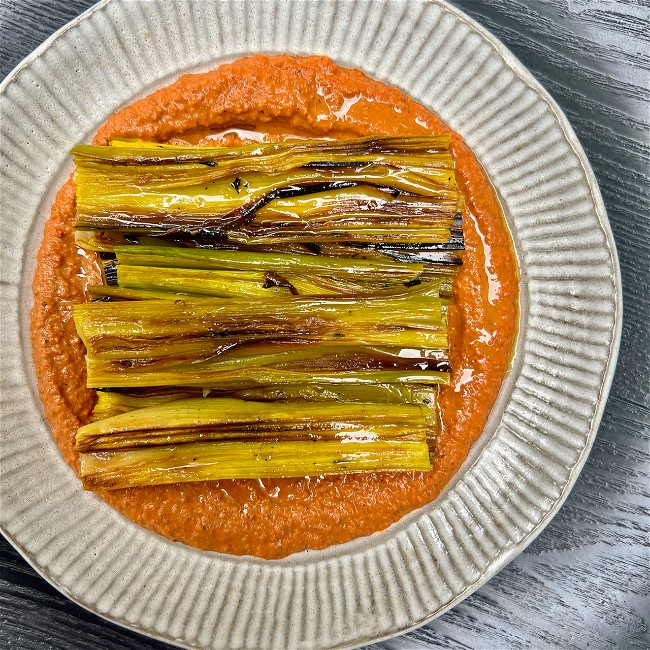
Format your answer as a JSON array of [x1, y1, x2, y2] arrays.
[[0, 0, 623, 648]]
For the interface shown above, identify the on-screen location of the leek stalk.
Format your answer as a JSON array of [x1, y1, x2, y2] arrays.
[[72, 136, 463, 246], [80, 439, 431, 489]]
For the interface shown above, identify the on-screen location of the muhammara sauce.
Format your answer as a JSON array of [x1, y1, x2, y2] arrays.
[[31, 56, 518, 559]]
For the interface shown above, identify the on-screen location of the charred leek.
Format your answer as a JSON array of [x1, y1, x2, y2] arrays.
[[80, 439, 431, 489], [72, 136, 463, 246], [78, 398, 431, 487]]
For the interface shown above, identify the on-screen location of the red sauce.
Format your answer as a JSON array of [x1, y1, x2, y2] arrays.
[[31, 55, 518, 559]]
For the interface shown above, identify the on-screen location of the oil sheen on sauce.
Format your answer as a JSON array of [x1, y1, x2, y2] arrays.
[[31, 56, 518, 559]]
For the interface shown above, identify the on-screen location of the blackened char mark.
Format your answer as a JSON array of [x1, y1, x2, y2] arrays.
[[264, 272, 299, 295], [103, 261, 118, 285]]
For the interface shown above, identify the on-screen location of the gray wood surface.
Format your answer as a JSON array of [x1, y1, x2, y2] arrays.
[[1, 1, 648, 648]]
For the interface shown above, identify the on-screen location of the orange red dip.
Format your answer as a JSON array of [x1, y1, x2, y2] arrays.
[[31, 56, 518, 559]]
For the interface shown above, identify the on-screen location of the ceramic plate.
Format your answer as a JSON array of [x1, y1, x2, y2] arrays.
[[0, 1, 621, 648]]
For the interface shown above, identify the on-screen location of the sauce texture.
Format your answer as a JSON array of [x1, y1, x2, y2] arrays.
[[31, 56, 518, 559]]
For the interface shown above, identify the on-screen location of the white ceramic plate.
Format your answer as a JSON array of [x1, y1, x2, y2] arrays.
[[0, 1, 621, 648]]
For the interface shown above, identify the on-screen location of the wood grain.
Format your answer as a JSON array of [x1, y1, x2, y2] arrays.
[[1, 1, 648, 648]]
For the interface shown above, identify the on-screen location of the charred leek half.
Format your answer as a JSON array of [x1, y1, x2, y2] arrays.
[[71, 136, 464, 488], [80, 439, 431, 489], [79, 398, 431, 488], [72, 136, 464, 247]]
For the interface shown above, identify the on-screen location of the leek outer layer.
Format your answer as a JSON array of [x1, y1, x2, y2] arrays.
[[76, 397, 428, 451]]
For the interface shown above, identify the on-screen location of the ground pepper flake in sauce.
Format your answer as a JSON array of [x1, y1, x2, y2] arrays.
[[31, 55, 518, 559]]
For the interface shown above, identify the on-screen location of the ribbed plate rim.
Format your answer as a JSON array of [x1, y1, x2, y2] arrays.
[[0, 0, 622, 648]]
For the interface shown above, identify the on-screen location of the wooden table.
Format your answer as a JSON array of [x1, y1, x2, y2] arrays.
[[1, 1, 648, 648]]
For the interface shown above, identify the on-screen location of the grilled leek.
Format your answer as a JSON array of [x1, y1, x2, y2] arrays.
[[80, 439, 431, 489], [72, 136, 463, 246]]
